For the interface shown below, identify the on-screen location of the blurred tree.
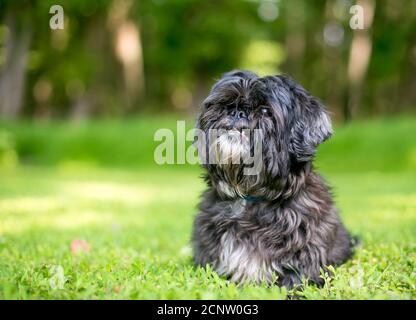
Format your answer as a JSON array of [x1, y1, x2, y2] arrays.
[[345, 0, 375, 121], [0, 1, 33, 118], [366, 0, 416, 116], [135, 0, 267, 110], [109, 0, 145, 110], [0, 0, 414, 120]]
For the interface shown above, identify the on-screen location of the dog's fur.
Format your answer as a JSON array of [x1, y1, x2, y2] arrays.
[[192, 70, 354, 288]]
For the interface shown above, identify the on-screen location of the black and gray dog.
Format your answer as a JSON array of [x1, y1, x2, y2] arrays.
[[192, 70, 355, 288]]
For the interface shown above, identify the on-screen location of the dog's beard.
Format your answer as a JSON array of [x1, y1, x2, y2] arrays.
[[210, 129, 250, 166], [207, 129, 262, 196]]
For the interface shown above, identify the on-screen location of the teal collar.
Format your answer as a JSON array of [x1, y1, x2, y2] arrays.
[[242, 195, 267, 203]]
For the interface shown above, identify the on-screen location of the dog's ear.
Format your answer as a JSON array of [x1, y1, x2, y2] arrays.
[[288, 80, 333, 162], [262, 75, 332, 162]]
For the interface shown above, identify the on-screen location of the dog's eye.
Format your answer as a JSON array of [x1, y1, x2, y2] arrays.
[[260, 107, 270, 115]]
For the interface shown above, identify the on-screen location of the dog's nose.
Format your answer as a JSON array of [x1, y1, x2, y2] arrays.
[[230, 109, 247, 120]]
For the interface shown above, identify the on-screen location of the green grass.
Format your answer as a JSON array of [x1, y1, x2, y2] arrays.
[[1, 116, 416, 172], [0, 117, 415, 299]]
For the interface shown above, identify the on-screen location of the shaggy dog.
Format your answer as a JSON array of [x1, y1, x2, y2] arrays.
[[192, 70, 355, 288]]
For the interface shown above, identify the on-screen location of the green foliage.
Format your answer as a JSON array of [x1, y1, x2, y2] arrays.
[[0, 116, 187, 168], [1, 0, 414, 117], [0, 129, 17, 167], [316, 117, 416, 173]]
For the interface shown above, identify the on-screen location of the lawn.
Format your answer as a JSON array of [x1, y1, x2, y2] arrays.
[[0, 117, 415, 299]]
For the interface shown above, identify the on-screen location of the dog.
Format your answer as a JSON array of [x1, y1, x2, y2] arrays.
[[192, 70, 355, 288]]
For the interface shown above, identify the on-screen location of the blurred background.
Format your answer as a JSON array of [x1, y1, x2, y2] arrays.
[[0, 0, 415, 121], [0, 0, 415, 170]]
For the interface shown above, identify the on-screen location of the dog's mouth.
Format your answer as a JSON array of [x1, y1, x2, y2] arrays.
[[209, 128, 251, 165], [225, 128, 249, 143]]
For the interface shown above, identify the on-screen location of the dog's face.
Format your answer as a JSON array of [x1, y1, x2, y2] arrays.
[[197, 70, 332, 198]]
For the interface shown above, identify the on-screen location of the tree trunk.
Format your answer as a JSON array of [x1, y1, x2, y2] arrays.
[[344, 0, 375, 121], [0, 11, 32, 118]]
